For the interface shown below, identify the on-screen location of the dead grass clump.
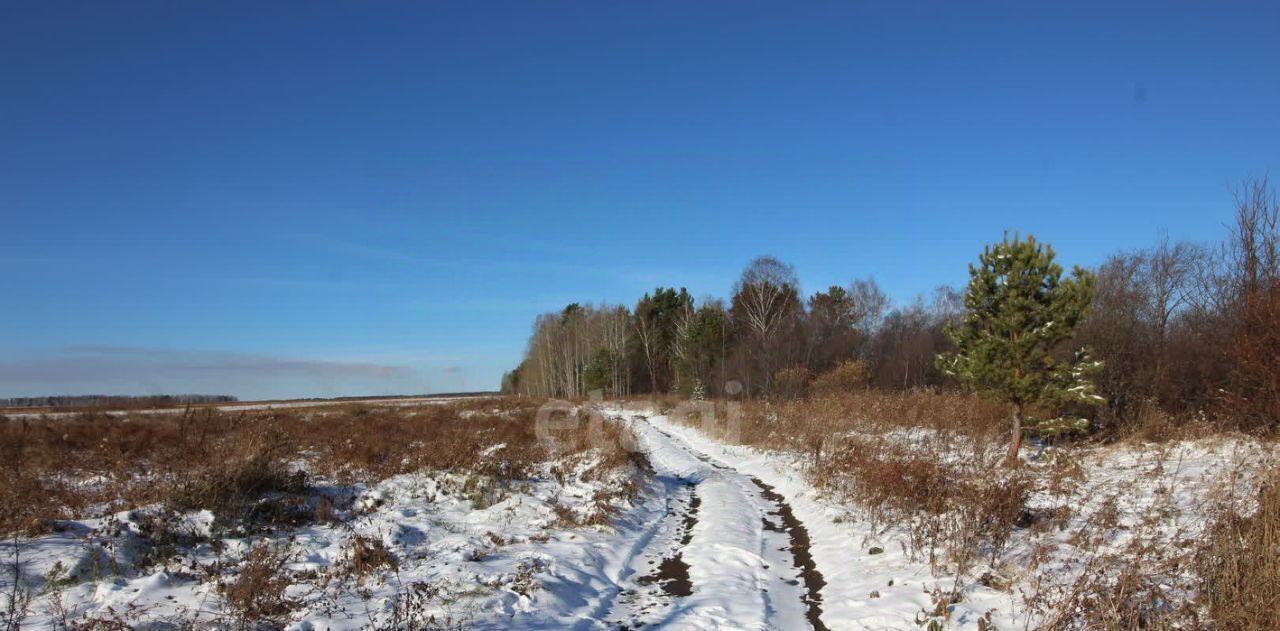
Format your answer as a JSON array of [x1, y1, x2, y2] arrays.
[[247, 492, 339, 529], [551, 503, 582, 528], [826, 441, 956, 515], [219, 543, 298, 626], [377, 581, 464, 631], [1196, 467, 1280, 629], [343, 535, 398, 579]]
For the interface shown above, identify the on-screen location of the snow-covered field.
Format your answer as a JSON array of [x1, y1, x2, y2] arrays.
[[5, 442, 642, 629], [3, 402, 1271, 629]]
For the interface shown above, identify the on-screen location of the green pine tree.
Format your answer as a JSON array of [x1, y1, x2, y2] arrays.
[[937, 233, 1103, 466]]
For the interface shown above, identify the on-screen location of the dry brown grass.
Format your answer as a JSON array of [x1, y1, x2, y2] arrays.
[[0, 397, 625, 536], [659, 386, 1278, 626], [1196, 467, 1280, 629], [815, 432, 1030, 575], [1035, 555, 1202, 631], [218, 542, 299, 627], [666, 390, 1022, 572], [808, 360, 870, 398], [0, 397, 644, 629], [771, 366, 812, 400], [343, 535, 399, 579], [1028, 482, 1204, 631], [1098, 399, 1219, 445], [720, 390, 1006, 465]]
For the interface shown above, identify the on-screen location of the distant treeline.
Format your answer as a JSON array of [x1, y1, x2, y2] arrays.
[[0, 394, 238, 409], [505, 177, 1280, 432], [289, 392, 497, 402]]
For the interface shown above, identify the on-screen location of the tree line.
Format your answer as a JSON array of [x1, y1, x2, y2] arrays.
[[0, 394, 238, 409], [504, 177, 1280, 432]]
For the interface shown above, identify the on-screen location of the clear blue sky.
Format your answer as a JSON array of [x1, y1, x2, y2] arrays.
[[2, 1, 1277, 400]]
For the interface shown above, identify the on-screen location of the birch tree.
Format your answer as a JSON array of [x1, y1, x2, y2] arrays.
[[730, 256, 802, 395]]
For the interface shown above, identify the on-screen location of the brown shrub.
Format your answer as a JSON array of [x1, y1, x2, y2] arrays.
[[771, 366, 812, 400], [1103, 399, 1215, 444], [809, 360, 869, 398], [1223, 177, 1280, 431], [817, 435, 1029, 567], [1196, 468, 1280, 629], [219, 543, 298, 626]]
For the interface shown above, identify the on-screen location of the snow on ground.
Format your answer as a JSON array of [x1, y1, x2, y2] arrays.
[[1, 408, 822, 630], [4, 404, 1270, 629], [630, 408, 1274, 629], [635, 410, 952, 629], [6, 452, 646, 629], [612, 416, 815, 630]]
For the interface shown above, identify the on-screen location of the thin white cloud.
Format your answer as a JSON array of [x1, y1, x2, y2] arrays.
[[0, 346, 426, 401]]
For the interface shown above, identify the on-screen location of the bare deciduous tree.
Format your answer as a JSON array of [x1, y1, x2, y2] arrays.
[[1226, 177, 1280, 426], [731, 257, 802, 395], [513, 303, 635, 397]]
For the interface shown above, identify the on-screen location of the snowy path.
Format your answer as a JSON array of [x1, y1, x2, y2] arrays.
[[592, 411, 827, 631]]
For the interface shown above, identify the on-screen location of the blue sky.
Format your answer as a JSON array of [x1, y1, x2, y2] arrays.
[[2, 1, 1277, 399]]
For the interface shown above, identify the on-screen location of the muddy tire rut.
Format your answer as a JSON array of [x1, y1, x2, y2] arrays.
[[752, 478, 829, 631]]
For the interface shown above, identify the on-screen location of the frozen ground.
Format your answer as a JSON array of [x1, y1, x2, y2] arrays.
[[3, 405, 1270, 629]]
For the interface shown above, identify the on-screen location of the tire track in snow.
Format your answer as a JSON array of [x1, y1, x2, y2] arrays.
[[597, 413, 827, 630], [752, 478, 829, 631], [636, 486, 698, 597], [572, 450, 700, 629]]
